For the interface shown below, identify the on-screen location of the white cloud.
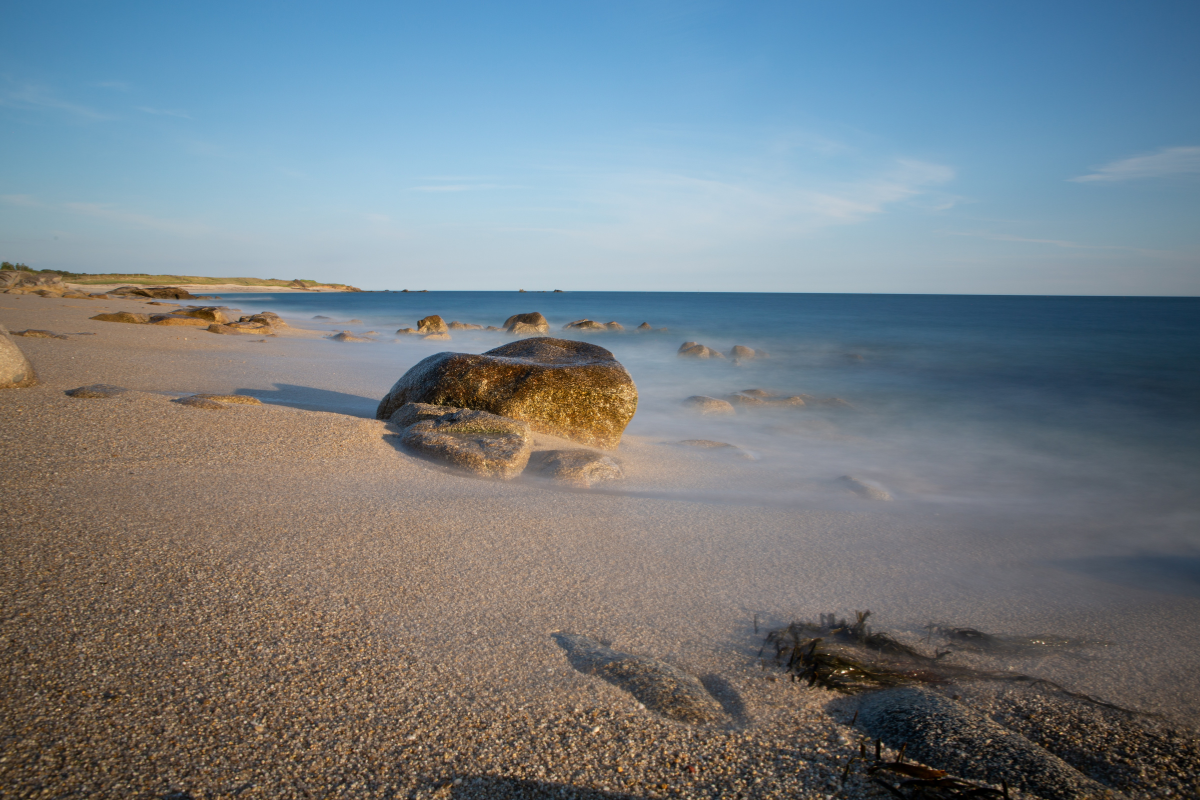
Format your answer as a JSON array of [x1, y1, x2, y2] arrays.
[[1070, 146, 1200, 183]]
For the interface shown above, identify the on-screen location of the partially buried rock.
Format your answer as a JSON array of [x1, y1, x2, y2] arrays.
[[395, 404, 533, 479], [12, 329, 69, 339], [91, 312, 150, 325], [376, 337, 638, 449], [553, 634, 724, 724], [562, 319, 607, 331], [503, 312, 550, 335], [192, 394, 262, 405], [528, 449, 622, 487], [837, 475, 892, 501], [173, 396, 227, 410], [150, 314, 209, 327], [0, 326, 37, 388], [416, 315, 448, 334], [855, 686, 1112, 800], [65, 384, 126, 399], [683, 395, 736, 415], [329, 331, 372, 342]]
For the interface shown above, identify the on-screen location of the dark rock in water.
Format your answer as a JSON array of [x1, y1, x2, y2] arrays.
[[726, 390, 806, 408], [637, 322, 652, 331], [376, 337, 638, 449], [528, 449, 623, 487], [12, 329, 69, 339], [91, 312, 150, 324], [398, 406, 533, 479], [173, 395, 228, 410], [485, 325, 502, 331], [329, 331, 372, 342], [503, 312, 550, 334], [729, 345, 757, 361], [678, 343, 724, 359], [855, 686, 1114, 800], [416, 315, 448, 334], [313, 315, 332, 320], [65, 384, 127, 398], [683, 395, 736, 415], [837, 475, 892, 501], [553, 634, 724, 724], [0, 327, 37, 388], [108, 285, 196, 300]]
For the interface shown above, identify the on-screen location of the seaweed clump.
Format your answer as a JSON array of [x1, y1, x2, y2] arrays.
[[844, 740, 1011, 799]]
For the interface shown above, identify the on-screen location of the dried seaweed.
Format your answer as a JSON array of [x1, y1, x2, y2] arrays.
[[842, 738, 1010, 799]]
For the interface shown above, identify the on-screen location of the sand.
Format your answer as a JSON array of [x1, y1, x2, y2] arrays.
[[1, 293, 1197, 799]]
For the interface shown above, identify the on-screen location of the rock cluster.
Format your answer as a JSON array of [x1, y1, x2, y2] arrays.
[[388, 402, 533, 479], [89, 306, 285, 336], [376, 337, 637, 449]]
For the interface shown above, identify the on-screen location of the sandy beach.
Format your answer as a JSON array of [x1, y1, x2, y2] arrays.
[[1, 294, 1197, 800]]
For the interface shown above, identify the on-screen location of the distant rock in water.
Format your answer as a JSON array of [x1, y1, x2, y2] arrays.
[[396, 327, 418, 335], [448, 321, 484, 330], [637, 322, 652, 331], [91, 312, 150, 325], [729, 345, 757, 361], [553, 634, 724, 724], [562, 319, 607, 331], [856, 687, 1110, 800], [313, 315, 332, 320], [683, 395, 736, 416], [503, 312, 550, 334], [605, 321, 624, 331], [528, 449, 623, 487], [329, 331, 372, 342], [678, 343, 725, 359], [725, 389, 806, 408], [393, 404, 533, 479], [65, 384, 127, 399], [416, 315, 448, 334], [837, 475, 892, 501], [375, 337, 638, 450], [0, 326, 37, 388]]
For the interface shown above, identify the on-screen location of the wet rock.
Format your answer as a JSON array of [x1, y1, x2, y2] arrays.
[[637, 322, 652, 331], [11, 329, 69, 339], [855, 686, 1114, 800], [376, 337, 638, 449], [176, 306, 233, 324], [396, 328, 418, 335], [729, 345, 757, 360], [329, 331, 372, 342], [502, 312, 550, 334], [423, 332, 452, 341], [0, 327, 37, 388], [837, 475, 892, 501], [398, 406, 533, 479], [678, 343, 724, 359], [192, 394, 262, 405], [448, 321, 484, 330], [150, 314, 210, 327], [65, 384, 127, 399], [173, 396, 228, 410], [108, 285, 196, 300], [554, 634, 724, 724], [528, 449, 623, 487], [605, 321, 624, 331], [683, 395, 736, 415], [417, 315, 449, 334], [562, 319, 607, 331], [91, 312, 150, 324]]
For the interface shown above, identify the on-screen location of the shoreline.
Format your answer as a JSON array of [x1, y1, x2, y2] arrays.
[[66, 282, 353, 294], [1, 293, 1196, 799]]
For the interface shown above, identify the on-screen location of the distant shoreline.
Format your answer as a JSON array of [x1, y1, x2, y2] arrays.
[[66, 282, 351, 294]]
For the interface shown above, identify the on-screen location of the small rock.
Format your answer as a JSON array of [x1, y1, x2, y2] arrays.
[[528, 449, 623, 487], [448, 321, 484, 330], [683, 395, 736, 415], [173, 396, 228, 410], [11, 330, 69, 339], [485, 326, 502, 331], [837, 475, 892, 501], [329, 331, 372, 342], [91, 312, 150, 324], [503, 313, 550, 334], [676, 440, 754, 459], [398, 405, 533, 479], [553, 634, 724, 724], [562, 319, 607, 331], [387, 402, 460, 427], [65, 384, 127, 398], [417, 315, 449, 334]]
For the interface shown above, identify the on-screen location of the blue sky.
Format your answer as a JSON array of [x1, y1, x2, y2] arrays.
[[1, 1, 1197, 294]]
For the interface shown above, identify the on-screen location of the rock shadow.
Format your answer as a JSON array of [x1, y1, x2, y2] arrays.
[[699, 674, 749, 726], [233, 383, 379, 417]]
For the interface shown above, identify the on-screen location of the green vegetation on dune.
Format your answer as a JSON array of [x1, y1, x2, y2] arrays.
[[0, 263, 360, 291]]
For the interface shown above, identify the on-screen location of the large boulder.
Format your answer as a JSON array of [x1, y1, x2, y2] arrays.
[[502, 312, 549, 334], [417, 315, 448, 334], [0, 326, 37, 387], [376, 337, 638, 449], [392, 403, 533, 479]]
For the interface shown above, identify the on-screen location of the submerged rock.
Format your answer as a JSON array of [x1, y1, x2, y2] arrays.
[[503, 312, 550, 334], [729, 345, 757, 361], [0, 327, 37, 388], [605, 321, 624, 331], [838, 475, 892, 501], [329, 331, 372, 342], [395, 404, 533, 479], [678, 343, 724, 359], [91, 312, 150, 324], [376, 337, 638, 449], [11, 329, 69, 339], [528, 449, 623, 487], [422, 332, 452, 341], [553, 634, 724, 724], [65, 384, 127, 399], [856, 686, 1113, 800], [683, 395, 736, 416], [417, 315, 449, 334], [395, 327, 418, 335]]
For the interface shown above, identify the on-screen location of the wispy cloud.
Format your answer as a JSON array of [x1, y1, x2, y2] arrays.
[[1070, 146, 1200, 183], [1, 194, 208, 236], [947, 230, 1174, 256], [137, 106, 192, 119], [0, 80, 111, 120], [410, 184, 505, 192], [94, 80, 132, 92]]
